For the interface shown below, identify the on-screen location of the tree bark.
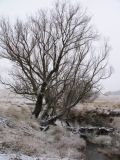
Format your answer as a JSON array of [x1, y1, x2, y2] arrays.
[[32, 93, 43, 118], [32, 82, 47, 118]]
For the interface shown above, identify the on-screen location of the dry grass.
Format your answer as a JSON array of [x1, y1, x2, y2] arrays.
[[0, 104, 41, 131], [6, 105, 31, 120], [0, 123, 86, 159], [0, 104, 86, 159], [0, 90, 120, 159], [47, 126, 86, 159]]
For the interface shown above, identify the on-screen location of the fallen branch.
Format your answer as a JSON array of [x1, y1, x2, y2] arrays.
[[79, 126, 114, 135], [66, 126, 114, 134]]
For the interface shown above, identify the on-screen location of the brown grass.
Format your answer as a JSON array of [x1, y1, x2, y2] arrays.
[[0, 108, 86, 159]]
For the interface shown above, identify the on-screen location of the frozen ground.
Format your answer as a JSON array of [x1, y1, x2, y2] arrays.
[[0, 89, 120, 160], [0, 89, 86, 160]]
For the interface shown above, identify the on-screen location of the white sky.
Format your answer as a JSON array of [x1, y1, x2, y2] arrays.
[[0, 0, 120, 91]]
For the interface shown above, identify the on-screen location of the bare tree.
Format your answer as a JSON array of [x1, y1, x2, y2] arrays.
[[0, 1, 111, 124]]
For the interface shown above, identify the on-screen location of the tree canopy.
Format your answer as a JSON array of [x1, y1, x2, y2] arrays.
[[0, 1, 111, 124]]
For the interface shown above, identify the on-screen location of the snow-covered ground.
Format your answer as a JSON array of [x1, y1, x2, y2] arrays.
[[0, 89, 86, 160], [0, 88, 120, 160], [0, 154, 72, 160]]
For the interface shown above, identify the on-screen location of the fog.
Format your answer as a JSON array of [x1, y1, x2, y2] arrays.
[[0, 0, 119, 91]]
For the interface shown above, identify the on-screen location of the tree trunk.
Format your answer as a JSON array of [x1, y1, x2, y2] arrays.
[[32, 93, 43, 118], [32, 82, 47, 118]]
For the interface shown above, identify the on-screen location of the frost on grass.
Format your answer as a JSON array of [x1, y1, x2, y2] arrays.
[[0, 105, 86, 160]]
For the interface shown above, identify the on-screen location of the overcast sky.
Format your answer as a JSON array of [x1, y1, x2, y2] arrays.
[[0, 0, 119, 91]]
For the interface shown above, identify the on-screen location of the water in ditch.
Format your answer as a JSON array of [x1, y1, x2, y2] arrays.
[[86, 143, 119, 160]]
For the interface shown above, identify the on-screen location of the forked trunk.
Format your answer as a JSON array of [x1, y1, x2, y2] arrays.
[[32, 82, 47, 118], [32, 93, 43, 118]]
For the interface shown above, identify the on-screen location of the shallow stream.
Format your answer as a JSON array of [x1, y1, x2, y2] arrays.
[[86, 143, 119, 160]]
